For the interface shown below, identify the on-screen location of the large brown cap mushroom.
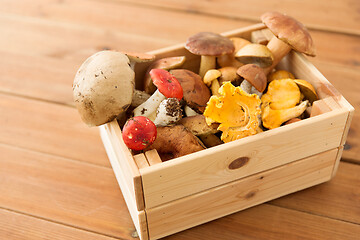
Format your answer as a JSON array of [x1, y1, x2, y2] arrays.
[[73, 51, 134, 127], [185, 32, 235, 77], [261, 12, 316, 57], [237, 64, 267, 92], [170, 69, 211, 113]]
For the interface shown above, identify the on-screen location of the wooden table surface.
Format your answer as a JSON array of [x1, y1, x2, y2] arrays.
[[1, 0, 359, 239]]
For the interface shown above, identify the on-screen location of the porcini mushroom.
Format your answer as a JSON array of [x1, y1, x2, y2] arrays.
[[217, 37, 250, 68], [143, 56, 186, 94], [261, 12, 316, 76], [170, 69, 211, 113], [237, 64, 267, 97], [235, 43, 274, 68], [185, 32, 235, 77], [293, 79, 318, 104], [73, 51, 135, 126], [133, 69, 183, 120], [145, 125, 205, 161], [153, 98, 183, 126], [122, 116, 157, 151]]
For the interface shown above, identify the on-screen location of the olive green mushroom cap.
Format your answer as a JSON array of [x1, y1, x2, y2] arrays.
[[261, 11, 316, 57], [185, 32, 235, 56]]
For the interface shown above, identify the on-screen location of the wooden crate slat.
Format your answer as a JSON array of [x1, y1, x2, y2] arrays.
[[140, 109, 349, 209], [144, 149, 163, 166], [145, 148, 338, 239], [99, 125, 148, 240], [134, 153, 150, 169]]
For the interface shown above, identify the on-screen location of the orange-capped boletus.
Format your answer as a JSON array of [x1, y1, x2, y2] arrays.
[[185, 32, 235, 78], [170, 69, 211, 113], [237, 64, 267, 97], [146, 125, 205, 161], [261, 12, 316, 76]]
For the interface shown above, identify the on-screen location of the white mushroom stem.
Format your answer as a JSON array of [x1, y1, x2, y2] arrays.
[[199, 55, 216, 78], [184, 105, 199, 117], [133, 89, 165, 121], [263, 36, 292, 75], [153, 98, 182, 126], [240, 80, 263, 98]]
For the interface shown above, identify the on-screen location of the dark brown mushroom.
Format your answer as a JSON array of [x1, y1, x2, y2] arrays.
[[143, 56, 186, 94], [261, 12, 316, 76], [170, 69, 211, 113], [237, 64, 267, 93], [185, 32, 234, 77]]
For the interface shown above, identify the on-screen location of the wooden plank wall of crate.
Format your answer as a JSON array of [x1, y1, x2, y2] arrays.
[[0, 0, 359, 240]]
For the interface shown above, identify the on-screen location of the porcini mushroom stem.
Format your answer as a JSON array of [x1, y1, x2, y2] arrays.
[[263, 36, 292, 77], [199, 55, 216, 78]]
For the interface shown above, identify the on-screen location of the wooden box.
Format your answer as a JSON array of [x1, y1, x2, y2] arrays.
[[99, 23, 354, 240]]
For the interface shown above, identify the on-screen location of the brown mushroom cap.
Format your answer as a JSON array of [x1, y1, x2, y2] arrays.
[[261, 11, 316, 56], [122, 52, 156, 63], [234, 43, 274, 68], [143, 56, 186, 94], [237, 64, 267, 92], [185, 32, 235, 56], [170, 69, 211, 113], [145, 125, 204, 161], [178, 115, 219, 136]]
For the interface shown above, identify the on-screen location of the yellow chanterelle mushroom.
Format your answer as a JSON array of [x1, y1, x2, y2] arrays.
[[204, 82, 261, 143]]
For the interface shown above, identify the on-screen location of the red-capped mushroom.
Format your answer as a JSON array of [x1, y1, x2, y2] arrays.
[[122, 116, 157, 151], [133, 69, 183, 121]]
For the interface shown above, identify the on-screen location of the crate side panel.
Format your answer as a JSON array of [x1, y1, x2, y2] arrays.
[[103, 121, 145, 211], [146, 148, 337, 240], [99, 126, 148, 240], [141, 109, 348, 208]]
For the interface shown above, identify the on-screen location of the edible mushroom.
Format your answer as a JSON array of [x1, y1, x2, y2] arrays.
[[170, 69, 211, 113], [235, 43, 274, 68], [261, 12, 316, 76], [153, 98, 183, 126], [237, 64, 267, 97], [73, 51, 135, 127], [185, 32, 235, 77], [133, 69, 183, 121], [145, 125, 205, 161], [122, 116, 157, 151], [217, 37, 251, 68]]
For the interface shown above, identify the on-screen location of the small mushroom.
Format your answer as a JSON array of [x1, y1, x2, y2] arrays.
[[133, 69, 183, 121], [237, 64, 267, 97], [203, 69, 222, 86], [262, 101, 308, 129], [73, 51, 135, 127], [293, 79, 318, 104], [145, 125, 205, 161], [122, 116, 157, 151], [178, 115, 219, 136], [143, 56, 186, 94], [261, 12, 316, 75], [268, 70, 295, 82], [170, 69, 211, 113], [235, 43, 274, 68], [217, 37, 250, 68], [204, 82, 261, 143], [185, 32, 235, 77], [153, 98, 183, 126], [218, 67, 241, 85]]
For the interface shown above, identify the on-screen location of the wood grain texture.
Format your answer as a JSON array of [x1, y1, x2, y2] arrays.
[[146, 149, 337, 239], [164, 204, 360, 240], [0, 93, 109, 167], [114, 0, 360, 35], [270, 161, 360, 225], [0, 209, 118, 240], [140, 109, 348, 208], [0, 143, 137, 239]]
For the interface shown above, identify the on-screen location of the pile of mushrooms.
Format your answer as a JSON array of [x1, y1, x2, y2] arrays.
[[73, 11, 319, 162]]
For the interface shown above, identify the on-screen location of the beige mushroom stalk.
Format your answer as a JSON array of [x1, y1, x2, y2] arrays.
[[185, 32, 235, 78], [73, 51, 135, 127], [261, 12, 316, 76]]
